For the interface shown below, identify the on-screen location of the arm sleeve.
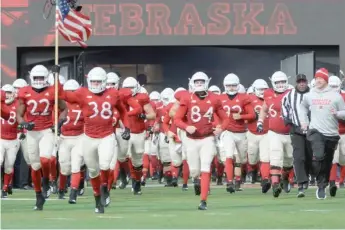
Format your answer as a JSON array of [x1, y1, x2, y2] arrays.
[[115, 100, 130, 128], [174, 100, 189, 130], [59, 88, 82, 104], [298, 93, 310, 126], [126, 97, 143, 116], [162, 112, 171, 133], [215, 99, 230, 130], [1, 103, 10, 120], [240, 100, 256, 120]]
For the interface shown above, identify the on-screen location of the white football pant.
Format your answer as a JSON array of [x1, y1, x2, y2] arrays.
[[247, 131, 269, 165], [127, 131, 145, 167], [268, 131, 293, 168], [0, 139, 20, 173], [219, 131, 247, 164], [333, 134, 345, 165], [58, 134, 83, 175]]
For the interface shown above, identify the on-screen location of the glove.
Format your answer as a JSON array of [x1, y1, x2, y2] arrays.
[[147, 126, 153, 135], [18, 122, 35, 131], [283, 118, 292, 126], [18, 133, 26, 141], [51, 118, 67, 136], [51, 65, 60, 75], [138, 113, 146, 120], [164, 135, 169, 144], [121, 127, 131, 140], [256, 121, 264, 133]]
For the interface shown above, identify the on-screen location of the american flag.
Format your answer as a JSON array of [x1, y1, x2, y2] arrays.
[[56, 0, 92, 47]]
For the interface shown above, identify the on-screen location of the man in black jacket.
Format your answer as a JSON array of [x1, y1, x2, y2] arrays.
[[281, 74, 312, 197]]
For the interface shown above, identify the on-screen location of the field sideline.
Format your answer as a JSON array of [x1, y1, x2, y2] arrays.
[[1, 184, 344, 229]]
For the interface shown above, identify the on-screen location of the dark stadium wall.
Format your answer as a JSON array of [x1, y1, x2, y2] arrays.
[[1, 0, 345, 84]]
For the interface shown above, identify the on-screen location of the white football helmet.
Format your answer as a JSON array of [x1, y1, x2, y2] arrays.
[[189, 72, 210, 93], [29, 65, 49, 89], [87, 67, 107, 94], [2, 84, 15, 104], [63, 79, 80, 91], [252, 79, 269, 98], [238, 84, 246, 93], [329, 76, 341, 93], [246, 86, 254, 94], [149, 91, 161, 101], [12, 79, 28, 97], [161, 88, 174, 106], [140, 86, 148, 94], [270, 71, 288, 93], [106, 72, 120, 89], [175, 87, 186, 93], [47, 73, 66, 86], [122, 77, 140, 96], [209, 85, 221, 95], [223, 73, 240, 95]]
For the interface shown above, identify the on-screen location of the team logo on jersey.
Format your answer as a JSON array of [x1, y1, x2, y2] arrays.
[[106, 95, 110, 99], [87, 96, 92, 98], [25, 94, 31, 97], [222, 100, 227, 103], [236, 99, 239, 102], [191, 100, 196, 103], [45, 92, 49, 96], [206, 100, 211, 104]]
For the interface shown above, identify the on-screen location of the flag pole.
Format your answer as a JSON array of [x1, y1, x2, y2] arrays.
[[54, 0, 59, 147]]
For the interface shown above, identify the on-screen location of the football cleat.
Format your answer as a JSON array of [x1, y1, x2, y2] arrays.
[[7, 185, 13, 195], [316, 187, 326, 200], [171, 177, 178, 187], [58, 190, 65, 199], [194, 179, 201, 196], [118, 168, 128, 189], [141, 177, 146, 187], [1, 190, 8, 198], [281, 178, 291, 193], [42, 178, 51, 198], [198, 200, 207, 210], [297, 185, 305, 198], [216, 176, 223, 185], [78, 180, 85, 196], [182, 184, 188, 191], [261, 179, 271, 193], [68, 188, 78, 204], [226, 182, 235, 194], [94, 195, 104, 214], [272, 183, 282, 198], [329, 181, 337, 197], [133, 180, 142, 195], [50, 180, 58, 194], [157, 170, 163, 184], [235, 181, 243, 191], [100, 185, 111, 207], [33, 192, 45, 211]]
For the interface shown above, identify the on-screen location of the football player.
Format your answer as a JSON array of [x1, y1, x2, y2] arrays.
[[328, 76, 345, 192], [246, 79, 269, 184], [174, 72, 229, 210], [257, 71, 292, 197], [1, 84, 20, 198], [16, 65, 68, 210], [220, 74, 255, 192], [60, 67, 142, 213], [121, 77, 156, 195], [106, 72, 120, 89]]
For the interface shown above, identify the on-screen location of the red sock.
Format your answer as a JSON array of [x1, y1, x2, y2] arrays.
[[40, 157, 50, 179], [260, 162, 270, 180], [119, 160, 130, 174], [288, 169, 295, 184], [217, 163, 224, 177], [200, 172, 210, 201], [248, 164, 257, 173], [9, 169, 14, 186], [108, 170, 114, 191], [182, 160, 189, 184], [129, 163, 142, 181], [329, 164, 337, 181], [100, 170, 109, 186], [340, 166, 345, 183], [49, 156, 57, 181], [113, 161, 120, 182], [142, 154, 150, 179], [90, 176, 101, 196], [241, 163, 247, 175], [31, 169, 42, 192], [171, 165, 179, 178], [59, 173, 67, 190], [71, 172, 81, 189], [164, 170, 172, 179], [150, 155, 158, 175], [225, 158, 234, 182], [2, 173, 12, 191], [157, 161, 163, 173]]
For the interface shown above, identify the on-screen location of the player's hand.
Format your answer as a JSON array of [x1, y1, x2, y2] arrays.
[[18, 122, 35, 131], [213, 127, 223, 136], [138, 113, 146, 120], [256, 122, 264, 133], [18, 133, 26, 141], [51, 65, 60, 75], [167, 131, 175, 139], [186, 126, 197, 134], [121, 127, 131, 140], [232, 113, 241, 120], [301, 124, 308, 134], [164, 135, 169, 143], [147, 126, 153, 134]]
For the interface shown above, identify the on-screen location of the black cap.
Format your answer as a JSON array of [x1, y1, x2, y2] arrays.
[[296, 74, 307, 82]]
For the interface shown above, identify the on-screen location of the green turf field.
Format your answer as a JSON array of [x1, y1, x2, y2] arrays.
[[1, 184, 345, 229]]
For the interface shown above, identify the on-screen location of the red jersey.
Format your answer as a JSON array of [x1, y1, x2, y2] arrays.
[[126, 93, 150, 134], [61, 102, 84, 136], [174, 92, 229, 139], [1, 100, 18, 140], [18, 86, 59, 131], [175, 90, 190, 102], [219, 93, 255, 133], [247, 95, 269, 135], [146, 101, 157, 129], [264, 89, 290, 134], [60, 87, 141, 138], [339, 93, 345, 134], [112, 108, 121, 129]]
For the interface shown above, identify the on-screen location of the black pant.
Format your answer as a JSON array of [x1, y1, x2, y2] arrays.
[[291, 132, 313, 184], [307, 129, 339, 188]]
